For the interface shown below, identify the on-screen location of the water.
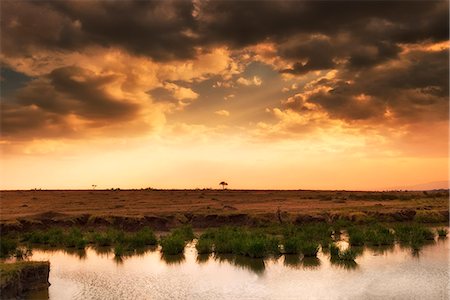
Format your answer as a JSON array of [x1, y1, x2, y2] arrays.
[[25, 239, 449, 300]]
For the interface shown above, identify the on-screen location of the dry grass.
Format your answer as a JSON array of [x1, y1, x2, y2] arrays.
[[0, 190, 447, 225]]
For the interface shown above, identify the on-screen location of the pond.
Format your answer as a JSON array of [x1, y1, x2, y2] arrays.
[[25, 237, 448, 299]]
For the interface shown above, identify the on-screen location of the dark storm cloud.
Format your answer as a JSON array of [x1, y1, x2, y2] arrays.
[[18, 66, 138, 120], [1, 1, 447, 62], [286, 49, 449, 123], [1, 66, 140, 138], [279, 37, 337, 75], [199, 1, 448, 48], [1, 0, 197, 61], [0, 102, 73, 138], [0, 0, 448, 140]]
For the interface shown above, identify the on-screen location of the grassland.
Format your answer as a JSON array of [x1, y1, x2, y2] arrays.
[[0, 189, 448, 233]]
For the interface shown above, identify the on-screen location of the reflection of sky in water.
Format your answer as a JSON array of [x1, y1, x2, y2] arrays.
[[26, 238, 449, 300]]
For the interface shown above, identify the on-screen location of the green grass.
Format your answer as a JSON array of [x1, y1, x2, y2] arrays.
[[329, 243, 357, 261], [8, 222, 444, 259], [299, 242, 319, 257], [244, 237, 267, 258], [329, 243, 340, 258], [282, 224, 333, 245], [364, 226, 395, 246], [195, 238, 213, 254], [92, 230, 115, 247], [171, 225, 195, 241], [114, 245, 124, 257], [160, 225, 195, 255], [196, 227, 280, 258], [437, 228, 448, 237], [21, 227, 158, 253], [394, 224, 435, 249], [160, 235, 185, 255], [283, 237, 301, 254], [0, 238, 17, 258], [338, 248, 357, 261], [64, 228, 86, 249], [127, 227, 158, 249], [347, 228, 365, 246]]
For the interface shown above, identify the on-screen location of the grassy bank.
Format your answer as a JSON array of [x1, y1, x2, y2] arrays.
[[0, 261, 50, 298], [0, 222, 447, 259]]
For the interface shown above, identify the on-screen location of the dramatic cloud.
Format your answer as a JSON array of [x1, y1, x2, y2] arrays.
[[0, 0, 448, 159]]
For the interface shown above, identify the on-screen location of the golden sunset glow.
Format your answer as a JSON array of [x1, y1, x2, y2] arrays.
[[0, 0, 448, 190]]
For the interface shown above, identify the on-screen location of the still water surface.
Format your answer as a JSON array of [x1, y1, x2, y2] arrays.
[[26, 238, 449, 300]]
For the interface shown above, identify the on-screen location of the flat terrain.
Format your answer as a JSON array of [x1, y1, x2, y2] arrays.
[[0, 190, 448, 230]]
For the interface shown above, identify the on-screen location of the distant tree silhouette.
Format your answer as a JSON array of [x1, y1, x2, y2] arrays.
[[92, 184, 97, 190], [219, 181, 228, 190]]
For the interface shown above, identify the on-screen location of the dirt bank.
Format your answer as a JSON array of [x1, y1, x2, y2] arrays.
[[0, 261, 50, 299], [1, 190, 448, 232]]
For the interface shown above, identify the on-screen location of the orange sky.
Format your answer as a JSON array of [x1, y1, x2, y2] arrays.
[[0, 1, 448, 190]]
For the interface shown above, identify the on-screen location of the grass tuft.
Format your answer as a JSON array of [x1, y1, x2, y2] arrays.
[[437, 228, 448, 237], [160, 235, 185, 255]]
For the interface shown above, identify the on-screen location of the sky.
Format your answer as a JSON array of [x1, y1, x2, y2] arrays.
[[0, 0, 448, 190]]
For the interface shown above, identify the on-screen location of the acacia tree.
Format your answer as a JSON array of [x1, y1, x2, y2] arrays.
[[219, 181, 228, 190]]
